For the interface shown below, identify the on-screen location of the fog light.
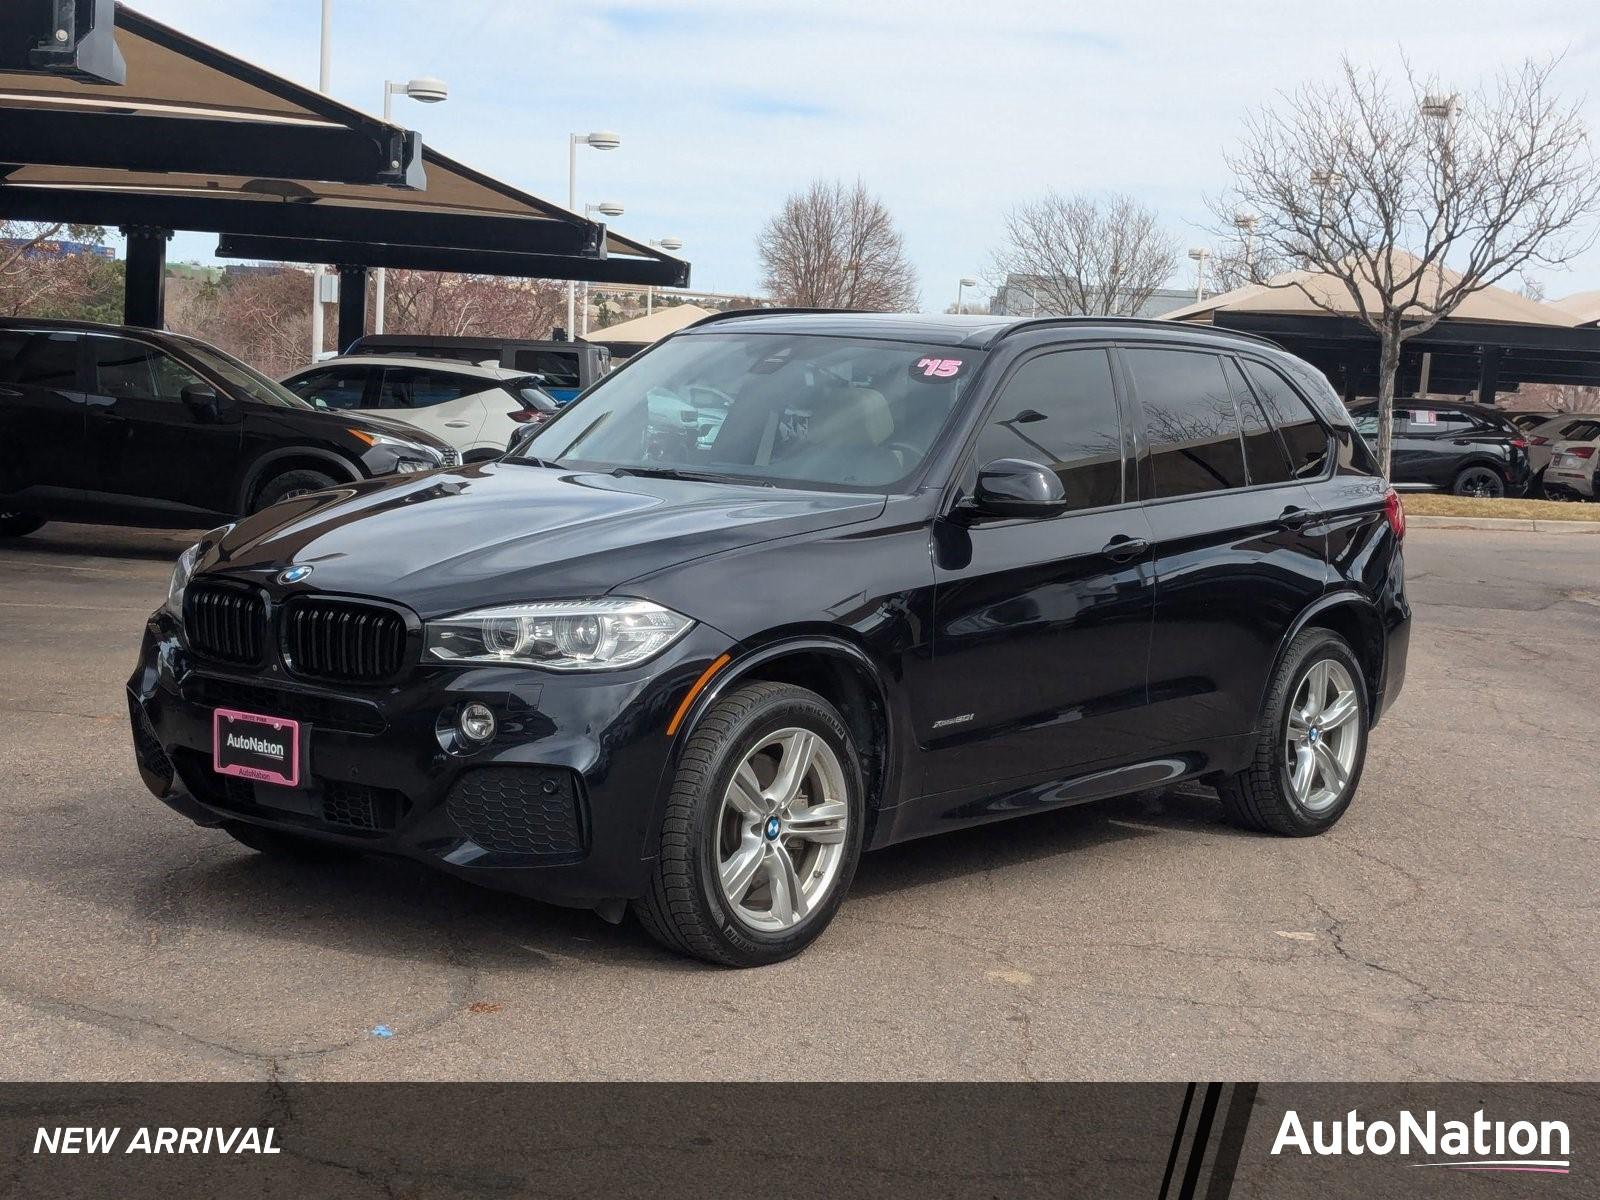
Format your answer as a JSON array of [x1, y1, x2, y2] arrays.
[[458, 702, 496, 744]]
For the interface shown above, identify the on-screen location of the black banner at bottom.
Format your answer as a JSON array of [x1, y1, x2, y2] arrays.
[[1, 1082, 1591, 1198]]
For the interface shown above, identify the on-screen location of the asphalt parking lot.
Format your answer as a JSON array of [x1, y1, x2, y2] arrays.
[[1, 522, 1596, 1082]]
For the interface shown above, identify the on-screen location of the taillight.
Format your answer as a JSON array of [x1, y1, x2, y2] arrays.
[[1569, 446, 1596, 459], [1531, 436, 1550, 445], [1510, 437, 1530, 450], [508, 409, 548, 424], [1384, 487, 1405, 541]]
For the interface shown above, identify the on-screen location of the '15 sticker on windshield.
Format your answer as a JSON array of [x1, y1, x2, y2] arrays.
[[911, 357, 964, 381]]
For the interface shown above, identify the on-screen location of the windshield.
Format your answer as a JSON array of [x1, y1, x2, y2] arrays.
[[517, 332, 984, 491], [174, 337, 313, 409]]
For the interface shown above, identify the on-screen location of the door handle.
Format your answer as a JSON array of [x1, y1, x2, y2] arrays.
[[444, 420, 471, 428], [1277, 505, 1313, 530], [1101, 535, 1149, 563]]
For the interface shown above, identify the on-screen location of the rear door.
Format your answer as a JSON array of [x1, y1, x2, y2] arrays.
[[83, 334, 243, 518], [1121, 345, 1327, 751], [0, 329, 87, 500]]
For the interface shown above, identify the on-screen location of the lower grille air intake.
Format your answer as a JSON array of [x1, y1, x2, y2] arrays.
[[446, 767, 585, 856]]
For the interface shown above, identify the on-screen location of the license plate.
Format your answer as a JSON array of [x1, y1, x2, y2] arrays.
[[1553, 454, 1575, 468], [213, 708, 301, 788]]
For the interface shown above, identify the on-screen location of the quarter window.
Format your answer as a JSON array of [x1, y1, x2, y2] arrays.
[[971, 348, 1124, 511], [1242, 361, 1332, 480], [1124, 348, 1247, 498]]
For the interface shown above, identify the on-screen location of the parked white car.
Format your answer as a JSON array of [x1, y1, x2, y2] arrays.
[[279, 356, 559, 462], [1543, 417, 1600, 500]]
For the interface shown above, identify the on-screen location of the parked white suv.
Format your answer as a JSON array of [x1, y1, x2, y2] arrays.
[[1543, 417, 1600, 500], [1525, 412, 1600, 479], [280, 356, 558, 461]]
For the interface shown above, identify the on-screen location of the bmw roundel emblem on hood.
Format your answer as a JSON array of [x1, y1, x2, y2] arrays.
[[278, 564, 314, 585]]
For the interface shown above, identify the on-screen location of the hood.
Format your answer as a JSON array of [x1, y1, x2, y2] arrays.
[[201, 462, 887, 618]]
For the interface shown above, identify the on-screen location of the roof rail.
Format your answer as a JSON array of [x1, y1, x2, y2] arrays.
[[680, 306, 851, 331], [992, 315, 1284, 350]]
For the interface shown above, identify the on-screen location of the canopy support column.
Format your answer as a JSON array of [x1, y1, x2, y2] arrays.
[[1475, 346, 1502, 406], [336, 264, 369, 352], [121, 225, 171, 329]]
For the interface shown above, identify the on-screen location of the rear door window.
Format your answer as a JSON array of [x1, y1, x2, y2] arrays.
[[1123, 348, 1247, 498], [0, 331, 80, 388], [378, 368, 480, 409], [1241, 360, 1332, 479], [1224, 359, 1294, 485]]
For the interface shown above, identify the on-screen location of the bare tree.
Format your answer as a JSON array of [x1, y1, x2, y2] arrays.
[[1214, 56, 1600, 473], [988, 192, 1178, 317], [757, 178, 918, 310], [383, 271, 565, 339], [169, 269, 313, 377], [0, 221, 116, 317]]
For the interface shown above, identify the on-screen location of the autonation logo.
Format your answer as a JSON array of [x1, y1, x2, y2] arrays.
[[1272, 1108, 1572, 1175]]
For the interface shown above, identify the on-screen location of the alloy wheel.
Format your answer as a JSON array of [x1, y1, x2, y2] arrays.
[[1283, 659, 1362, 813], [715, 728, 850, 932]]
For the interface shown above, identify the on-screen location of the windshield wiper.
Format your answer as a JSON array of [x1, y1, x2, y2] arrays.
[[610, 465, 772, 487]]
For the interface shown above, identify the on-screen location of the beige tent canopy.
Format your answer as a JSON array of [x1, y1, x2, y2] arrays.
[[1164, 252, 1572, 327], [589, 304, 717, 346]]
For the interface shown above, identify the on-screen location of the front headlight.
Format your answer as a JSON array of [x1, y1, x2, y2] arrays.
[[163, 542, 202, 616], [424, 598, 694, 672], [350, 428, 443, 468]]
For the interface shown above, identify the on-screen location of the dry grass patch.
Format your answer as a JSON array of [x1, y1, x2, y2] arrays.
[[1403, 493, 1600, 522]]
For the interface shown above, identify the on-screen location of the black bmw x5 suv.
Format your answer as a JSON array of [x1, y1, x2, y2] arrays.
[[128, 312, 1410, 966]]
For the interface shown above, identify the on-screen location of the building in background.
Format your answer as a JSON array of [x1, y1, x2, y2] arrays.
[[989, 274, 1193, 318], [0, 238, 115, 261]]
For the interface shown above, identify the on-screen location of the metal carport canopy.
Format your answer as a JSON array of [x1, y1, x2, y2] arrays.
[[0, 3, 689, 331]]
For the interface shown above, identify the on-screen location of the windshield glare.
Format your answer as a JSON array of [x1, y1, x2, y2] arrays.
[[520, 333, 984, 491]]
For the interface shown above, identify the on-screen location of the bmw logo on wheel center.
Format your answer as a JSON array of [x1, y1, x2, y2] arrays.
[[764, 816, 781, 841], [278, 564, 314, 585]]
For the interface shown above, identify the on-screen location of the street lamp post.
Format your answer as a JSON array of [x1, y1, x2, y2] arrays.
[[956, 276, 978, 315], [310, 0, 333, 361], [646, 237, 683, 316], [567, 131, 621, 337], [373, 77, 449, 334], [1187, 247, 1211, 304], [580, 201, 625, 336]]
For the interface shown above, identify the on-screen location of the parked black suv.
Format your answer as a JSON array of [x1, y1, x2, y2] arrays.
[[0, 319, 454, 537], [128, 312, 1409, 966], [1349, 399, 1531, 497]]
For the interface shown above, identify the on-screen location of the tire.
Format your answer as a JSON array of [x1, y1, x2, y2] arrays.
[[633, 681, 866, 967], [0, 511, 46, 538], [252, 469, 338, 512], [1452, 465, 1504, 499], [221, 820, 354, 860], [1216, 628, 1369, 837]]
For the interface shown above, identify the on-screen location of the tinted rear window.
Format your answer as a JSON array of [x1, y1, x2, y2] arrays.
[[1125, 348, 1248, 498], [0, 331, 78, 387], [1241, 360, 1331, 480]]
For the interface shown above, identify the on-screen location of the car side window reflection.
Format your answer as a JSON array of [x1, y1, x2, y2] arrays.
[[971, 348, 1124, 510], [90, 337, 206, 403], [1124, 348, 1247, 498]]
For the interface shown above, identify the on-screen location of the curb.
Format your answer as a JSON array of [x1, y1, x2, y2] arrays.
[[1408, 514, 1600, 534]]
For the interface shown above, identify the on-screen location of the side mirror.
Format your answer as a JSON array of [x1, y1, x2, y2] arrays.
[[180, 382, 222, 422], [507, 422, 539, 456], [970, 458, 1069, 519]]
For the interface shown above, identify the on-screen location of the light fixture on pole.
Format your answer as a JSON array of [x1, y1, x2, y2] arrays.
[[956, 276, 978, 315], [646, 237, 683, 316], [566, 131, 622, 337], [1187, 247, 1211, 304], [372, 76, 449, 334], [1231, 212, 1258, 281], [579, 201, 625, 336]]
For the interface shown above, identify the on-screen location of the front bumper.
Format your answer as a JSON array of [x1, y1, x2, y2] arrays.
[[127, 608, 732, 908]]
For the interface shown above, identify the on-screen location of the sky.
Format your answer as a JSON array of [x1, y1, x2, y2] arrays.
[[126, 0, 1600, 310]]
